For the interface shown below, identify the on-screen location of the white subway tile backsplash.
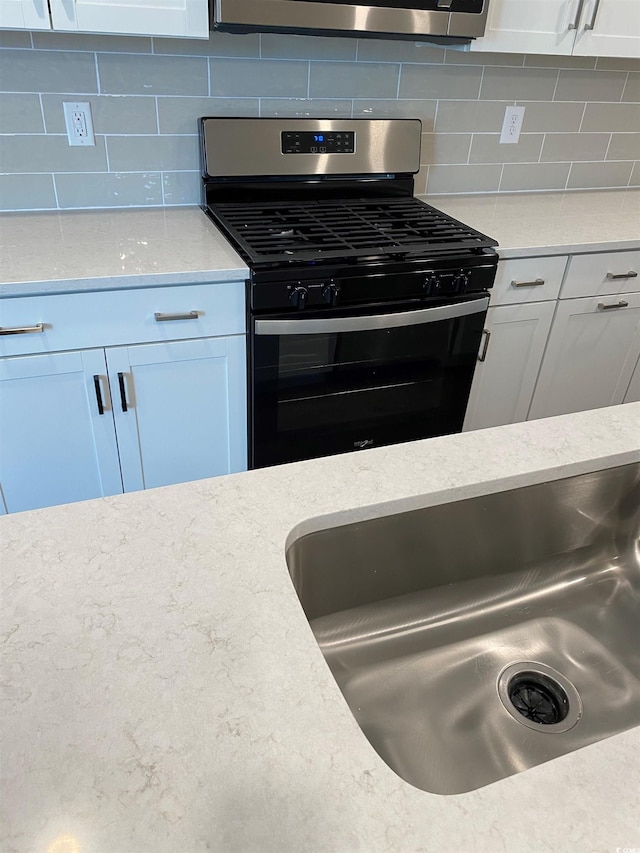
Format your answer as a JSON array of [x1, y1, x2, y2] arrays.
[[0, 32, 638, 211]]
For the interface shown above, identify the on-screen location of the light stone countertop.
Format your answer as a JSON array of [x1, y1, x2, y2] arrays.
[[0, 207, 249, 297], [2, 403, 640, 853], [430, 188, 640, 258], [1, 189, 639, 299]]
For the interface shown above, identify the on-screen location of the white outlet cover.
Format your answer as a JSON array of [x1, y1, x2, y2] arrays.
[[63, 101, 95, 147], [500, 105, 525, 145]]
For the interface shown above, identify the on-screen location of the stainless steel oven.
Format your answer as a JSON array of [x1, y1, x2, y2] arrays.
[[213, 0, 491, 41], [200, 117, 498, 469]]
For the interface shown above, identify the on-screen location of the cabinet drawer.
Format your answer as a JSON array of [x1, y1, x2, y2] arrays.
[[561, 250, 640, 299], [490, 256, 567, 306], [0, 282, 246, 356]]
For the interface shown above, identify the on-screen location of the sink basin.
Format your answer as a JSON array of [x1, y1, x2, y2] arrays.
[[285, 463, 640, 794]]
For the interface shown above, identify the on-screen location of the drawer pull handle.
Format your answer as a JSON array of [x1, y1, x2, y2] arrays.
[[598, 300, 629, 310], [93, 374, 105, 416], [154, 311, 199, 322], [511, 278, 545, 288], [606, 271, 637, 280], [118, 372, 128, 413], [0, 323, 45, 336], [478, 328, 491, 362]]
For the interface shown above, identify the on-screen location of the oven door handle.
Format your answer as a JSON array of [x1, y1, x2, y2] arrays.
[[254, 297, 490, 336]]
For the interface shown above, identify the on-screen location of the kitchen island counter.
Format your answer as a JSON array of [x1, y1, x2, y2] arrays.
[[2, 403, 639, 853]]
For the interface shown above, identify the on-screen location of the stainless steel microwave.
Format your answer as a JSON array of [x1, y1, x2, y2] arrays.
[[213, 0, 491, 42]]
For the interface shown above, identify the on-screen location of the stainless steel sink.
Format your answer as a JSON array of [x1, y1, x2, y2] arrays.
[[285, 463, 640, 794]]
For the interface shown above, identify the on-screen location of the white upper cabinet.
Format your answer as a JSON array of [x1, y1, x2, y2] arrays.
[[0, 0, 51, 29], [473, 0, 577, 55], [572, 0, 640, 57], [472, 0, 640, 58], [1, 0, 209, 37]]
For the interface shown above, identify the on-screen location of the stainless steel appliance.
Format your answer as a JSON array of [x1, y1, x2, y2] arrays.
[[212, 0, 491, 41], [200, 117, 498, 469]]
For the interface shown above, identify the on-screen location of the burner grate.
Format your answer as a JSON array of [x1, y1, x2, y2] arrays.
[[208, 196, 498, 264]]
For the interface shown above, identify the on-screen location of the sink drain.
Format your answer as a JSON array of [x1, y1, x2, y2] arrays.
[[497, 662, 582, 733]]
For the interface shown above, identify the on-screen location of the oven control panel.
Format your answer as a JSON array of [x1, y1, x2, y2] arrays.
[[281, 131, 355, 154]]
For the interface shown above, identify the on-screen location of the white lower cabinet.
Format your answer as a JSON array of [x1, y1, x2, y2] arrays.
[[463, 301, 556, 431], [106, 337, 247, 492], [528, 292, 640, 419], [623, 354, 640, 403], [0, 335, 246, 513], [0, 349, 123, 514]]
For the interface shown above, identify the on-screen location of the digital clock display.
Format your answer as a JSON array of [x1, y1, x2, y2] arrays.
[[281, 131, 355, 154]]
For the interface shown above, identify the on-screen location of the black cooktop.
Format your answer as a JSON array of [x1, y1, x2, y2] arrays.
[[206, 196, 498, 266]]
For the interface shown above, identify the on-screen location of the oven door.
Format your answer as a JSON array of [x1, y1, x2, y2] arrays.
[[214, 0, 489, 40], [250, 294, 489, 469]]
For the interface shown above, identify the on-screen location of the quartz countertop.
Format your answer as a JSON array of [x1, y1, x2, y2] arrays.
[[2, 403, 640, 853], [0, 207, 249, 297], [1, 189, 639, 299], [429, 188, 640, 258]]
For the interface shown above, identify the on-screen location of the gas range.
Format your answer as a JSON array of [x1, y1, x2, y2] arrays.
[[199, 117, 499, 468]]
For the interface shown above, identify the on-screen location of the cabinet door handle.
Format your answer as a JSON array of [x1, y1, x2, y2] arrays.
[[154, 311, 199, 322], [598, 300, 629, 310], [117, 372, 128, 412], [511, 278, 545, 288], [93, 374, 105, 415], [585, 0, 601, 29], [568, 0, 586, 29], [606, 270, 637, 280], [478, 329, 491, 362], [0, 323, 45, 336]]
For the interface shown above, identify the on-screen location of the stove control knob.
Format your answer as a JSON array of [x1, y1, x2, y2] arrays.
[[424, 274, 439, 294], [322, 282, 341, 306], [453, 272, 470, 291], [290, 286, 309, 309]]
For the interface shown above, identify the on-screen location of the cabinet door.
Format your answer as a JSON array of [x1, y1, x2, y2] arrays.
[[106, 336, 247, 492], [0, 349, 123, 513], [48, 0, 208, 37], [463, 301, 556, 431], [572, 0, 640, 58], [623, 353, 640, 403], [528, 292, 640, 420], [470, 0, 576, 54], [0, 0, 51, 29]]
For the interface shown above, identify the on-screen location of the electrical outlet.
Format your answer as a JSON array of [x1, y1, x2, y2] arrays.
[[63, 102, 95, 147], [500, 105, 525, 144]]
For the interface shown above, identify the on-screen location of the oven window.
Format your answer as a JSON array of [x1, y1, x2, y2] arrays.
[[251, 301, 486, 468]]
